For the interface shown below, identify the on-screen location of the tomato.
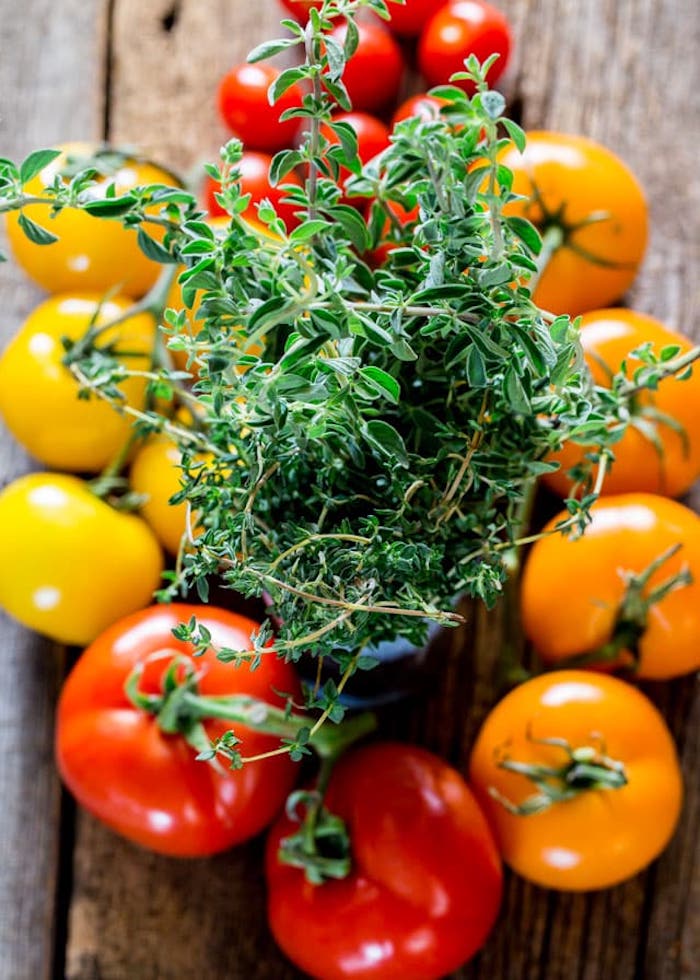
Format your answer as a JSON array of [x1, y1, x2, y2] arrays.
[[266, 742, 502, 979], [319, 112, 391, 206], [0, 294, 154, 472], [391, 93, 448, 126], [204, 150, 302, 228], [498, 132, 648, 315], [521, 494, 700, 679], [5, 143, 180, 298], [56, 604, 301, 855], [544, 309, 700, 498], [278, 0, 323, 19], [418, 1, 511, 93], [328, 21, 404, 114], [129, 435, 189, 555], [368, 200, 420, 267], [469, 671, 682, 891], [386, 0, 448, 36], [218, 63, 304, 153], [0, 473, 163, 646]]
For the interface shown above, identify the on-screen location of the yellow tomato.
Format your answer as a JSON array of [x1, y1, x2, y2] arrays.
[[130, 435, 195, 555], [5, 143, 180, 298], [0, 294, 155, 472], [0, 473, 163, 645]]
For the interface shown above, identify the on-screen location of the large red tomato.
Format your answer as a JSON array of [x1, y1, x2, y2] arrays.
[[544, 309, 700, 498], [386, 0, 448, 36], [328, 20, 404, 114], [218, 63, 303, 153], [266, 742, 502, 979], [56, 604, 301, 856], [418, 1, 512, 93], [498, 132, 648, 315], [205, 150, 302, 229]]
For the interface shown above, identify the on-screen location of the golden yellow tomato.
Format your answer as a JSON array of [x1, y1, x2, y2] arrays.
[[0, 473, 163, 645], [0, 294, 155, 472], [5, 143, 180, 298], [130, 435, 194, 555]]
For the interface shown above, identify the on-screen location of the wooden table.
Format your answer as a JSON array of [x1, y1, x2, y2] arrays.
[[0, 1, 698, 977]]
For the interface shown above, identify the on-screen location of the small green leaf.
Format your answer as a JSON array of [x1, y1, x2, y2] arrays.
[[19, 148, 61, 185], [137, 227, 178, 263], [290, 219, 332, 242], [268, 67, 306, 105], [506, 216, 542, 256], [363, 419, 409, 466], [247, 37, 297, 64], [17, 212, 58, 245], [359, 366, 400, 403]]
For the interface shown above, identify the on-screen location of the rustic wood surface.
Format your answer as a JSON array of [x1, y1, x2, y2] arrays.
[[0, 1, 698, 978]]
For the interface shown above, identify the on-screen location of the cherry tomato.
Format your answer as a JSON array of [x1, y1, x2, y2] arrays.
[[0, 294, 154, 472], [56, 604, 301, 855], [218, 63, 304, 153], [266, 742, 502, 979], [204, 150, 302, 228], [418, 1, 511, 94], [499, 132, 648, 315], [469, 671, 682, 891], [386, 0, 448, 36], [130, 435, 189, 555], [544, 309, 700, 498], [391, 92, 448, 126], [278, 0, 322, 20], [521, 494, 700, 679], [328, 21, 404, 114], [0, 473, 163, 646], [319, 112, 391, 205], [5, 143, 180, 298], [368, 200, 420, 267]]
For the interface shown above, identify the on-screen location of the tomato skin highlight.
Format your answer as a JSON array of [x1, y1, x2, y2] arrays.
[[521, 494, 700, 679], [0, 473, 163, 646], [266, 742, 502, 980], [544, 309, 700, 498], [5, 143, 180, 298], [418, 1, 512, 93], [0, 294, 154, 472], [498, 131, 648, 315], [328, 21, 404, 114], [469, 671, 683, 891], [56, 604, 301, 856], [218, 63, 304, 153]]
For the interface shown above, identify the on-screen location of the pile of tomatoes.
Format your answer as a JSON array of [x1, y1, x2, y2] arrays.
[[1, 1, 699, 978]]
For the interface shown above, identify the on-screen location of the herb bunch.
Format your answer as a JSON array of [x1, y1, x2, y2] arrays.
[[0, 0, 690, 716]]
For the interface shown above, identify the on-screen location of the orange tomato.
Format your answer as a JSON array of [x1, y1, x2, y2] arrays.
[[6, 143, 180, 298], [521, 494, 700, 679], [545, 309, 700, 498], [0, 294, 154, 472], [499, 132, 648, 315], [469, 671, 683, 891]]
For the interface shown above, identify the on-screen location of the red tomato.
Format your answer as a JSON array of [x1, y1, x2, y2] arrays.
[[205, 150, 302, 229], [368, 200, 420, 267], [418, 1, 512, 93], [328, 20, 404, 114], [391, 92, 448, 126], [218, 63, 303, 153], [278, 0, 323, 19], [386, 0, 448, 36], [266, 742, 502, 979], [544, 309, 700, 498], [319, 112, 391, 205], [56, 604, 301, 856]]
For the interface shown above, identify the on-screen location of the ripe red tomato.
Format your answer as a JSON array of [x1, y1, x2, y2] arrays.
[[266, 742, 502, 979], [205, 150, 302, 229], [498, 132, 648, 315], [56, 604, 301, 856], [544, 309, 700, 498], [218, 63, 303, 153], [469, 672, 682, 891], [521, 494, 700, 679], [278, 0, 322, 19], [328, 20, 404, 114], [391, 92, 448, 126], [386, 0, 448, 36], [418, 1, 512, 93], [319, 112, 391, 205]]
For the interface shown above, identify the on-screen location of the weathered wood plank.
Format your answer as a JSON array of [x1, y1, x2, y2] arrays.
[[57, 0, 700, 978], [0, 2, 105, 978]]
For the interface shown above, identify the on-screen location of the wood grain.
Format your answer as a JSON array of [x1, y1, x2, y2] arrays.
[[0, 2, 105, 978], [0, 0, 697, 977]]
